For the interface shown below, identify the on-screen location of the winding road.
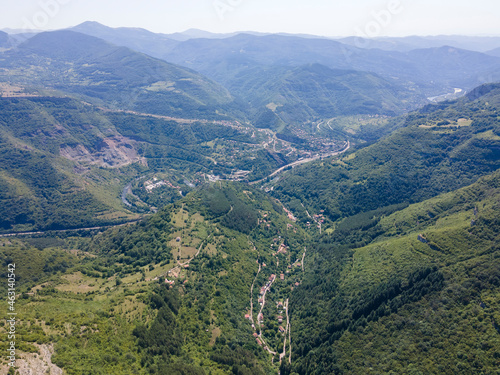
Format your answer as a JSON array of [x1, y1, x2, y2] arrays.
[[249, 141, 350, 185]]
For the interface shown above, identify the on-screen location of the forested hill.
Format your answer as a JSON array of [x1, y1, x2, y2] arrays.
[[272, 83, 500, 222], [285, 167, 500, 374], [0, 30, 239, 120], [225, 64, 419, 125], [0, 182, 310, 374], [1, 23, 500, 374], [268, 82, 500, 374], [0, 95, 290, 233]]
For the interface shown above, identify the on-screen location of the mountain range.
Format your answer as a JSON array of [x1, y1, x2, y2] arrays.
[[0, 21, 500, 375], [0, 30, 238, 120]]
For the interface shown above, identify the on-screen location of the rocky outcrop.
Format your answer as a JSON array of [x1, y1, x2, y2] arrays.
[[0, 343, 63, 375], [60, 136, 146, 168]]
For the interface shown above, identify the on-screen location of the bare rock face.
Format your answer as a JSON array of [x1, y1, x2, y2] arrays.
[[0, 344, 63, 375], [60, 136, 146, 168]]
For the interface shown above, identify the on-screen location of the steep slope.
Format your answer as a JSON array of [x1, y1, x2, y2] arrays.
[[271, 83, 500, 372], [228, 64, 420, 125], [70, 21, 180, 59], [0, 97, 142, 232], [0, 30, 11, 48], [0, 95, 297, 232], [164, 34, 500, 96], [407, 46, 500, 89], [0, 30, 238, 119], [2, 183, 309, 374], [286, 169, 500, 374], [0, 131, 116, 231], [272, 83, 500, 222]]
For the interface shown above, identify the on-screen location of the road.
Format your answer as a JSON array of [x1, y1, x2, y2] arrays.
[[249, 141, 350, 185], [249, 255, 261, 325], [301, 248, 306, 272], [121, 176, 157, 212], [0, 220, 142, 238], [257, 275, 276, 329], [280, 298, 291, 363], [257, 275, 278, 356]]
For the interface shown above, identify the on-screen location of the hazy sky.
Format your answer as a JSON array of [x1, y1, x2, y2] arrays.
[[1, 0, 499, 37]]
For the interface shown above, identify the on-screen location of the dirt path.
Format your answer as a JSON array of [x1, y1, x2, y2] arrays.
[[249, 259, 261, 324], [167, 235, 211, 278], [301, 203, 312, 219], [279, 298, 292, 364], [302, 248, 306, 272], [257, 275, 276, 330]]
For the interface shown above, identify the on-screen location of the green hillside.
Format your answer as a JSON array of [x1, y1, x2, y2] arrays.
[[165, 34, 500, 97], [0, 24, 500, 375], [286, 169, 500, 374], [228, 64, 418, 126], [0, 30, 238, 120], [0, 95, 308, 233], [0, 183, 309, 374], [272, 83, 500, 222]]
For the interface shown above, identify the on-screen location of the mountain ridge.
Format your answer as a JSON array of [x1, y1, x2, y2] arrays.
[[1, 30, 238, 120]]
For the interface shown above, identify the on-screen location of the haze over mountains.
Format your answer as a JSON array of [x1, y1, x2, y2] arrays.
[[0, 20, 500, 375], [2, 21, 500, 128], [69, 22, 500, 97]]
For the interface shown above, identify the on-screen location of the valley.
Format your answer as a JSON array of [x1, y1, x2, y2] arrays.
[[0, 23, 499, 375]]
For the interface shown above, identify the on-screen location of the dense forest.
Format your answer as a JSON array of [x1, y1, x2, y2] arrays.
[[273, 86, 500, 223], [0, 25, 500, 375]]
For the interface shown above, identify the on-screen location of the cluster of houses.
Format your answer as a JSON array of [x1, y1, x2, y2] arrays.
[[273, 242, 288, 256], [313, 211, 325, 224], [282, 206, 297, 222], [227, 170, 251, 181], [258, 218, 272, 228], [288, 260, 302, 269], [258, 274, 276, 302], [144, 176, 181, 193], [305, 210, 326, 228], [252, 333, 270, 350]]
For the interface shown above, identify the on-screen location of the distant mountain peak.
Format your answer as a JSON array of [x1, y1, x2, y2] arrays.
[[19, 29, 114, 61]]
